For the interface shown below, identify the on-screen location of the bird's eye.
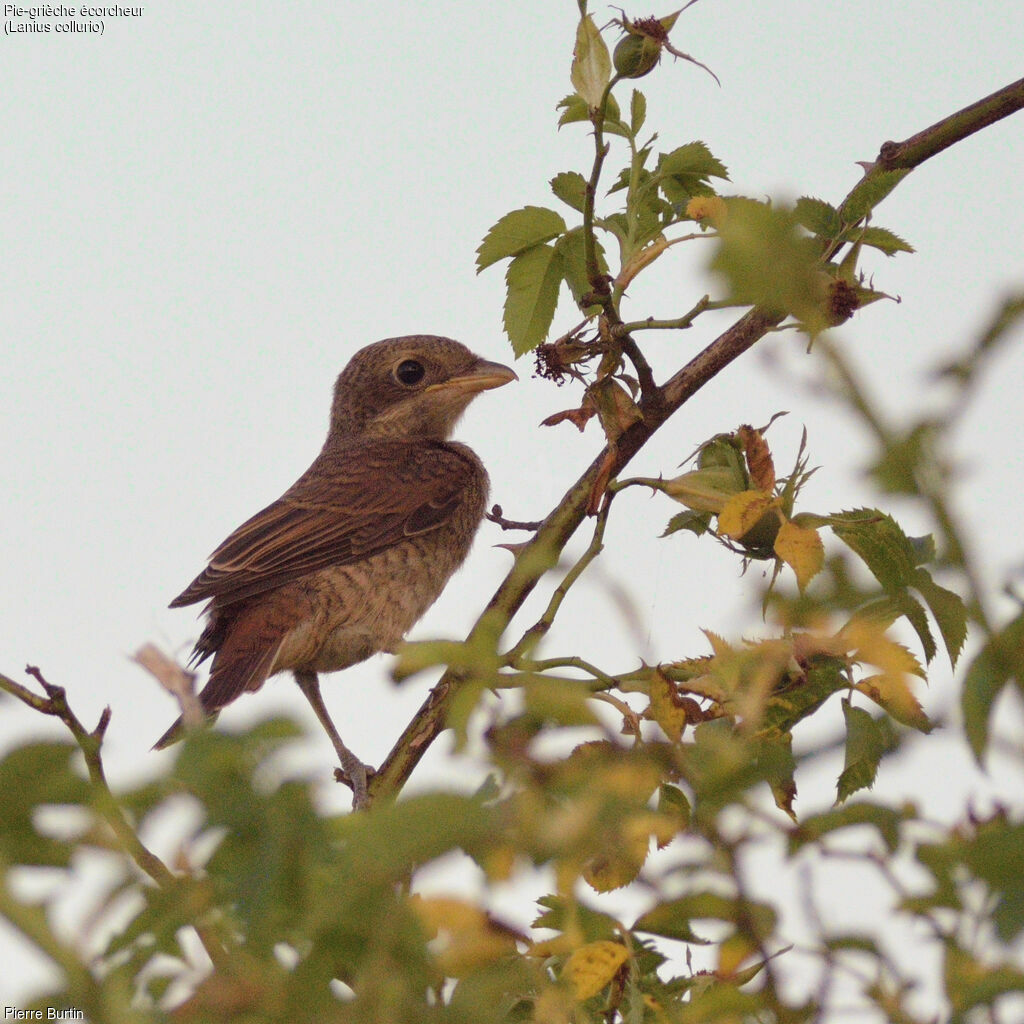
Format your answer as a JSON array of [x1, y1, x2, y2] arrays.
[[394, 359, 426, 386]]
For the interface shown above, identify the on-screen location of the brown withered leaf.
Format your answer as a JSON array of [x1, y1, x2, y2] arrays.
[[738, 424, 776, 492], [132, 643, 203, 727], [541, 391, 598, 431], [591, 378, 643, 443], [588, 447, 618, 515]]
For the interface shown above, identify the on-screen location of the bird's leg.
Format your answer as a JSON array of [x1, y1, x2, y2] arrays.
[[294, 670, 370, 809]]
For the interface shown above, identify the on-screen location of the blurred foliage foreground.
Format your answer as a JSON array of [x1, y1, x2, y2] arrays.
[[3, 5, 1024, 1022]]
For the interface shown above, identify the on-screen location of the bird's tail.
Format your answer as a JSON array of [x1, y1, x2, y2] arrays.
[[152, 637, 282, 750]]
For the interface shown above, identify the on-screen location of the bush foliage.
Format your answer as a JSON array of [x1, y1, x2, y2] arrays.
[[3, 4, 1023, 1022]]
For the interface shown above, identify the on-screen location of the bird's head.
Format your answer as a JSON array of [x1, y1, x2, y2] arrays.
[[329, 336, 517, 440]]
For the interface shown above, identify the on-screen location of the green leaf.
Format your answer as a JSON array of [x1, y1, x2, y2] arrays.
[[557, 89, 621, 129], [760, 656, 848, 736], [533, 894, 620, 941], [710, 198, 826, 332], [789, 802, 910, 855], [339, 793, 498, 887], [961, 820, 1024, 942], [630, 89, 647, 135], [836, 700, 897, 804], [635, 892, 775, 942], [765, 731, 797, 821], [656, 141, 729, 208], [859, 225, 915, 255], [830, 508, 921, 591], [570, 14, 612, 109], [870, 422, 939, 494], [794, 196, 842, 238], [961, 612, 1024, 762], [911, 568, 967, 668], [944, 939, 1024, 1013], [554, 227, 606, 307], [841, 168, 912, 224], [657, 140, 729, 181], [523, 677, 600, 727], [477, 206, 567, 273], [0, 741, 92, 867], [550, 171, 588, 213], [857, 589, 937, 665], [657, 783, 691, 832], [557, 92, 592, 127], [503, 244, 564, 355], [661, 509, 712, 538]]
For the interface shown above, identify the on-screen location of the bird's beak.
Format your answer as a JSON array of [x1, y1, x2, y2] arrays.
[[430, 358, 518, 395]]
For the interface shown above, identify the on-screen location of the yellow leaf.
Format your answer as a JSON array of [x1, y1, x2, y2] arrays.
[[412, 896, 487, 937], [562, 941, 629, 1001], [773, 519, 824, 590], [702, 629, 734, 659], [436, 931, 518, 978], [533, 985, 575, 1024], [412, 896, 519, 977], [647, 668, 690, 741], [841, 620, 925, 678], [582, 820, 650, 893], [528, 935, 577, 959], [717, 933, 757, 979], [663, 465, 742, 513], [855, 675, 933, 732], [481, 843, 517, 882], [718, 490, 777, 539]]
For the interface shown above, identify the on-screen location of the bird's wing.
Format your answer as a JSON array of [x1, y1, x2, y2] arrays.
[[170, 440, 482, 608]]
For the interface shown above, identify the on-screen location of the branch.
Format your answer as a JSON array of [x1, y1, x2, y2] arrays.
[[368, 78, 1024, 801], [873, 76, 1024, 172], [20, 666, 177, 888]]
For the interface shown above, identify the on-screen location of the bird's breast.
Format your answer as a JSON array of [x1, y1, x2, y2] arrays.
[[269, 462, 488, 677]]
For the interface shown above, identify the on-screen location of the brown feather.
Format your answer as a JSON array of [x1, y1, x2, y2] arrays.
[[170, 440, 481, 608]]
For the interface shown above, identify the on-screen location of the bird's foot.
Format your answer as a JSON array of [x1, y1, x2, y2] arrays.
[[334, 759, 375, 809]]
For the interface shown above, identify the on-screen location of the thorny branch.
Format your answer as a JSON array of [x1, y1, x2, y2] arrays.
[[368, 75, 1024, 803]]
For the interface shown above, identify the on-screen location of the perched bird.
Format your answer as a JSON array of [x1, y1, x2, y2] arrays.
[[157, 336, 516, 803]]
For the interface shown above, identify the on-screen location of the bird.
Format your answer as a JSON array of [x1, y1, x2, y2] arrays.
[[156, 335, 516, 805]]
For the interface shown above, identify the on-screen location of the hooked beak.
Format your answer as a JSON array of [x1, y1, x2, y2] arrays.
[[429, 357, 518, 395]]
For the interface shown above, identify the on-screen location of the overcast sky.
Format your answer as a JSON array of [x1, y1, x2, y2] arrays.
[[2, 0, 1023, 1011]]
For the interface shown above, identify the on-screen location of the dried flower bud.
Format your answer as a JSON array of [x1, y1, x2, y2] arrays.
[[827, 277, 861, 325]]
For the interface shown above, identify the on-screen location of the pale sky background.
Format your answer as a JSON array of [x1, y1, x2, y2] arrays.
[[2, 0, 1023, 1014]]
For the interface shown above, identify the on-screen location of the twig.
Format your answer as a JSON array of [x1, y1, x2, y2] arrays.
[[23, 666, 176, 888], [515, 655, 619, 690], [486, 504, 544, 532], [613, 295, 713, 335], [7, 665, 232, 971], [502, 495, 614, 663], [580, 76, 664, 411]]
